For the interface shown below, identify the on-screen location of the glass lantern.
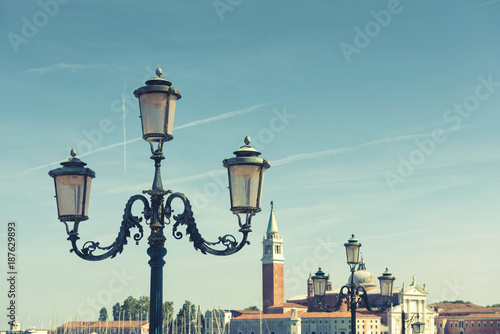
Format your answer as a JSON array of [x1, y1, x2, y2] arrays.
[[312, 268, 327, 297], [48, 149, 95, 222], [344, 234, 361, 265], [223, 136, 270, 214], [378, 268, 396, 297], [133, 67, 182, 142]]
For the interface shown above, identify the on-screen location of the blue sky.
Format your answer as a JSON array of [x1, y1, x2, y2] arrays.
[[1, 0, 500, 330]]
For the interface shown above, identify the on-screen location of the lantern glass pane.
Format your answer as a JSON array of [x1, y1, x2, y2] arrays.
[[379, 278, 393, 297], [345, 245, 360, 264], [139, 92, 169, 141], [55, 175, 91, 217], [412, 323, 424, 334], [229, 164, 264, 209], [166, 94, 177, 136], [313, 279, 326, 296]]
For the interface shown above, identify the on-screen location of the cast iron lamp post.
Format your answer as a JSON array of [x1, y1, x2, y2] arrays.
[[402, 311, 425, 334], [48, 68, 270, 334], [312, 235, 395, 334]]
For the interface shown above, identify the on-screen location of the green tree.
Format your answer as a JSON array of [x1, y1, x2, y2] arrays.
[[99, 307, 108, 321], [176, 301, 197, 334], [137, 296, 150, 321], [440, 300, 473, 304], [113, 303, 121, 321], [164, 301, 174, 322], [243, 306, 260, 311], [163, 301, 174, 334], [487, 304, 500, 307], [122, 296, 140, 320]]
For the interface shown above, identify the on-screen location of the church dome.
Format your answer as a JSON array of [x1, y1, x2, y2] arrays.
[[348, 258, 377, 289]]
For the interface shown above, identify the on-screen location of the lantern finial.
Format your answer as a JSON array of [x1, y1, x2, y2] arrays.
[[244, 136, 251, 145], [70, 148, 77, 157], [156, 67, 162, 77]]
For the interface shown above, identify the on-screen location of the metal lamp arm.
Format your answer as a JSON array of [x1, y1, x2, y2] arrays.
[[66, 195, 150, 261], [165, 192, 252, 256], [356, 285, 392, 313], [403, 312, 420, 329], [317, 285, 350, 312]]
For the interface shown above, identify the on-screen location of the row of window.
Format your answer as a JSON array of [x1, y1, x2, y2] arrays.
[[441, 321, 500, 328], [303, 332, 378, 334], [303, 319, 377, 324]]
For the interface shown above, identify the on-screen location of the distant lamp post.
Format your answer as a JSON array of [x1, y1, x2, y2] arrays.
[[48, 67, 270, 334], [402, 311, 425, 334], [311, 268, 327, 297], [345, 234, 361, 265], [312, 234, 395, 334], [379, 268, 396, 297]]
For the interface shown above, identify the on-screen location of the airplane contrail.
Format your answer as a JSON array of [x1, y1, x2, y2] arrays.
[[104, 125, 468, 194], [24, 103, 268, 174]]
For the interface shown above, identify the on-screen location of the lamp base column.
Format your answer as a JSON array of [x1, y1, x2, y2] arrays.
[[148, 226, 167, 334]]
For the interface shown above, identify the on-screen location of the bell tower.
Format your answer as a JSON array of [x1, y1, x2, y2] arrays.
[[262, 201, 285, 313]]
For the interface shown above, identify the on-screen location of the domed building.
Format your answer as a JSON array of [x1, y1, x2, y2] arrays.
[[350, 257, 377, 290], [225, 204, 437, 334]]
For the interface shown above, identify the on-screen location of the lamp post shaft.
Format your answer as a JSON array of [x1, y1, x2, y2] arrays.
[[148, 189, 167, 334], [148, 240, 166, 334], [349, 265, 357, 334], [402, 310, 405, 334]]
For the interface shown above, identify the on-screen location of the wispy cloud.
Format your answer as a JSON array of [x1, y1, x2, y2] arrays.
[[286, 226, 448, 253], [271, 126, 467, 166], [20, 63, 94, 75], [477, 0, 500, 7], [104, 126, 468, 194], [81, 103, 268, 158], [13, 104, 268, 176], [175, 103, 268, 130]]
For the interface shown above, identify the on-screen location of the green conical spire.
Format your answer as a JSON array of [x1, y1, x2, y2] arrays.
[[267, 201, 279, 234]]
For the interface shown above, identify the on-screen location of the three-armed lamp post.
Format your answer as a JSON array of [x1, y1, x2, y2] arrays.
[[312, 235, 396, 334], [49, 68, 270, 334]]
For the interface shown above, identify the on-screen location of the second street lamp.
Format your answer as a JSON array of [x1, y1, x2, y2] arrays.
[[312, 235, 395, 334], [402, 311, 425, 334], [48, 68, 270, 334]]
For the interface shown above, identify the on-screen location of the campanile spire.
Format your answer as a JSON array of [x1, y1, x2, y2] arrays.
[[262, 201, 285, 313]]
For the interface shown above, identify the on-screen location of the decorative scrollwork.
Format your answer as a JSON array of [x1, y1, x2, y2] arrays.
[[68, 195, 150, 261], [164, 192, 252, 256], [317, 283, 391, 313]]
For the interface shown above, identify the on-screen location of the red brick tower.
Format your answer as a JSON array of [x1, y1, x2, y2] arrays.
[[262, 201, 285, 313]]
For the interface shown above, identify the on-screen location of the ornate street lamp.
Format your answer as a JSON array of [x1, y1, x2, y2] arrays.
[[48, 68, 270, 334], [379, 268, 396, 297], [133, 67, 181, 142], [311, 268, 327, 296], [224, 136, 269, 214], [402, 311, 425, 334], [345, 234, 361, 265], [48, 148, 95, 230], [312, 235, 395, 334]]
